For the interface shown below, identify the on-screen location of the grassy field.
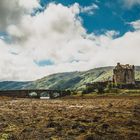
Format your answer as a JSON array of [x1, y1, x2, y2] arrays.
[[0, 96, 140, 140]]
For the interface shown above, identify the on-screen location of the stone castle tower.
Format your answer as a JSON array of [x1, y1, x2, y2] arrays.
[[113, 63, 135, 85]]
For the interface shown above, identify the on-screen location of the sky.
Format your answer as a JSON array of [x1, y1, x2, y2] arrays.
[[0, 0, 140, 81]]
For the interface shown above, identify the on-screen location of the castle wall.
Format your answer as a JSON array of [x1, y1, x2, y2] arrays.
[[113, 63, 135, 85], [125, 69, 135, 84]]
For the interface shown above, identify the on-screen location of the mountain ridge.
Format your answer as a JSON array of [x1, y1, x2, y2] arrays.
[[1, 66, 140, 90]]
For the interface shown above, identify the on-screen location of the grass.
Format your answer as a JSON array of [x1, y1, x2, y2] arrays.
[[0, 96, 140, 140]]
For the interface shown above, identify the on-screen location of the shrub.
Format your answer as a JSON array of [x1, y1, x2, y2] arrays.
[[29, 92, 38, 97]]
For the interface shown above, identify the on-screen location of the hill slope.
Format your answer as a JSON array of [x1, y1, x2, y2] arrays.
[[0, 81, 31, 90], [1, 66, 140, 90], [24, 66, 140, 90]]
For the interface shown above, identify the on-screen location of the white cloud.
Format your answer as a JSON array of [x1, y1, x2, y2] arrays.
[[80, 3, 99, 15], [0, 0, 40, 31], [7, 25, 24, 38], [130, 20, 140, 30], [123, 0, 140, 8], [0, 2, 140, 81], [18, 0, 40, 10], [105, 30, 120, 39]]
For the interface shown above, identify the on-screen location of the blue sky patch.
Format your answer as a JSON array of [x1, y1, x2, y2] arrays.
[[34, 59, 54, 67]]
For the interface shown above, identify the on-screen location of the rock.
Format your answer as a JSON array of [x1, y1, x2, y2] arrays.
[[102, 123, 110, 129], [78, 126, 85, 133], [46, 121, 60, 128]]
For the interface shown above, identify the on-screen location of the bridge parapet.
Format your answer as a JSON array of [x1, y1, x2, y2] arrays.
[[0, 89, 71, 99]]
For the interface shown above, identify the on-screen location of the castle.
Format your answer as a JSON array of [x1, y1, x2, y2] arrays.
[[113, 63, 135, 85], [85, 63, 138, 92]]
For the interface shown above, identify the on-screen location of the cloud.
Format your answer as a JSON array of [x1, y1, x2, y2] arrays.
[[0, 2, 140, 81], [7, 25, 24, 38], [18, 0, 40, 10], [0, 0, 40, 31], [122, 0, 140, 8], [80, 3, 99, 15], [0, 3, 87, 80], [105, 30, 120, 39], [130, 20, 140, 30]]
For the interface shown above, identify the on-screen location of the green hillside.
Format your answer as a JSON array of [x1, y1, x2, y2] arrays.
[[1, 66, 140, 90], [23, 66, 113, 90], [0, 81, 31, 90]]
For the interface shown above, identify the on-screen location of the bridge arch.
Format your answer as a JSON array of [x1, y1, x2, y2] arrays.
[[0, 89, 71, 99]]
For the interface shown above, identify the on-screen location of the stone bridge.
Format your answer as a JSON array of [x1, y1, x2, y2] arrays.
[[0, 89, 71, 99]]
